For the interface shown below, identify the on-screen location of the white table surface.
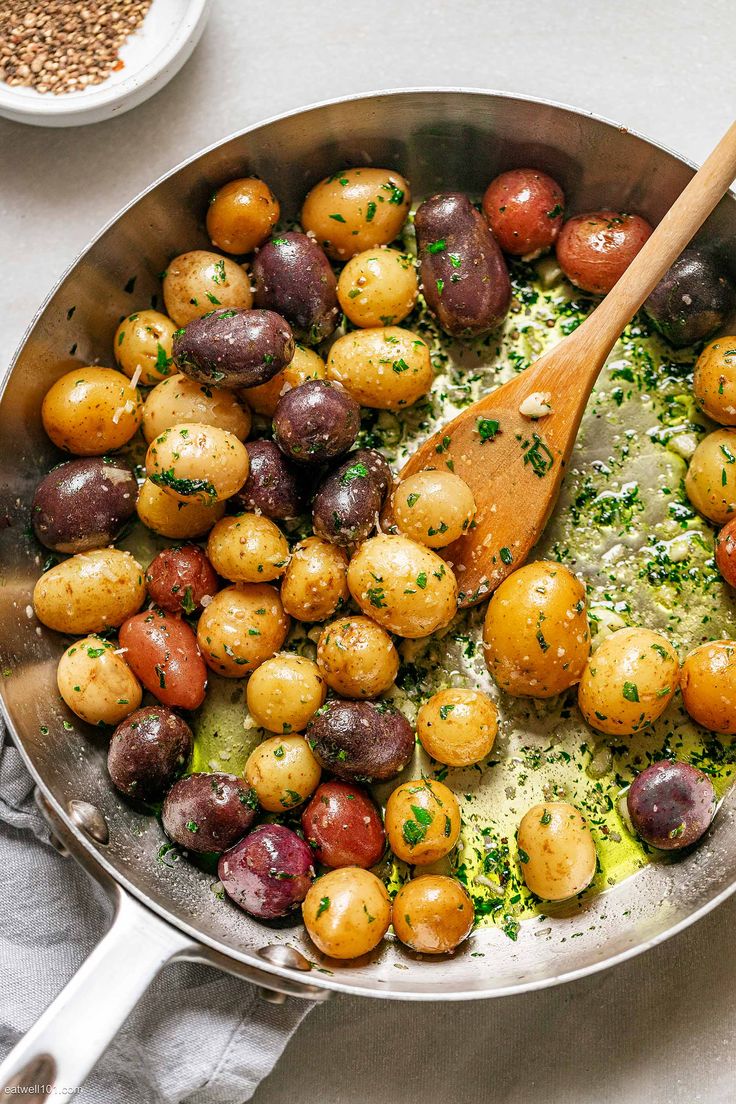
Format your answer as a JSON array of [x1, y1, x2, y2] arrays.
[[2, 2, 735, 1101]]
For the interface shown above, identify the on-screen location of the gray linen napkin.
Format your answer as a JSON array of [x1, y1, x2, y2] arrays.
[[0, 727, 314, 1104]]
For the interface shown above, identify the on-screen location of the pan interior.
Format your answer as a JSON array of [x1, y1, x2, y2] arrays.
[[2, 90, 736, 998]]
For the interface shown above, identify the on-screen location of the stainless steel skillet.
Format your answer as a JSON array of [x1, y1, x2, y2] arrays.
[[1, 88, 736, 1098]]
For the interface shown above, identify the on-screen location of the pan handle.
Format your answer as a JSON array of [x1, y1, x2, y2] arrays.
[[0, 885, 197, 1102], [0, 793, 327, 1100]]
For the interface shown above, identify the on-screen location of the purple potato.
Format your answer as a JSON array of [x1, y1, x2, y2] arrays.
[[218, 824, 314, 918], [173, 308, 294, 388], [108, 706, 192, 803], [252, 231, 339, 345], [627, 760, 716, 851], [644, 248, 736, 348], [312, 450, 388, 545], [162, 772, 259, 853], [348, 447, 393, 498], [273, 379, 360, 464], [229, 439, 305, 519], [415, 192, 511, 336], [32, 457, 138, 553], [306, 699, 414, 783]]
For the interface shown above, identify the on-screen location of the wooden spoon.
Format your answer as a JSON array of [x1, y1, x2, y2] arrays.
[[397, 121, 736, 608]]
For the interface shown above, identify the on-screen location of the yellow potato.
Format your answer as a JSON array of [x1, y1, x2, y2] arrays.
[[41, 366, 142, 455], [577, 627, 679, 736], [385, 779, 461, 865], [327, 326, 432, 410], [33, 548, 145, 634], [57, 636, 142, 726], [393, 470, 476, 548], [280, 537, 349, 622], [113, 309, 177, 386], [483, 561, 590, 697], [136, 479, 225, 539], [302, 867, 391, 959], [693, 337, 736, 425], [685, 428, 736, 523], [245, 654, 326, 734], [206, 177, 280, 255], [317, 616, 399, 699], [196, 584, 289, 676], [681, 640, 736, 733], [301, 167, 411, 260], [162, 250, 253, 327], [206, 514, 289, 583], [240, 345, 326, 416], [517, 802, 596, 901], [244, 734, 321, 811], [337, 247, 418, 327], [416, 688, 497, 767], [347, 534, 458, 639], [143, 374, 251, 443], [392, 876, 473, 954], [146, 422, 249, 503]]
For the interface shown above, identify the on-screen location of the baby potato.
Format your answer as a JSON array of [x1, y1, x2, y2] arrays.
[[416, 688, 498, 767], [57, 636, 142, 726], [681, 640, 736, 733], [317, 615, 399, 699], [196, 583, 289, 676], [302, 867, 391, 959], [162, 250, 253, 327], [206, 514, 289, 583], [518, 802, 596, 901], [337, 248, 418, 328], [146, 423, 249, 503], [556, 211, 652, 295], [240, 345, 326, 417], [301, 167, 411, 260], [245, 653, 326, 734], [142, 373, 251, 444], [577, 627, 679, 736], [392, 876, 473, 954], [685, 428, 736, 524], [206, 176, 280, 255], [119, 609, 207, 712], [483, 561, 589, 698], [482, 168, 565, 257], [244, 733, 321, 811], [347, 534, 458, 639], [281, 537, 349, 622], [114, 309, 176, 386], [33, 548, 145, 634], [693, 338, 736, 425], [385, 779, 461, 865], [42, 366, 142, 455], [136, 479, 225, 539], [393, 470, 476, 548], [327, 326, 433, 410]]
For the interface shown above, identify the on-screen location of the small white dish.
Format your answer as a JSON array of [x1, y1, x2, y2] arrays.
[[0, 0, 212, 127]]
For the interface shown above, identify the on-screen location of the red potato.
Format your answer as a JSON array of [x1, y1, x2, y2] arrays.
[[716, 517, 736, 586], [301, 781, 386, 869], [145, 545, 219, 614], [556, 210, 653, 294], [119, 608, 207, 710], [482, 168, 565, 257]]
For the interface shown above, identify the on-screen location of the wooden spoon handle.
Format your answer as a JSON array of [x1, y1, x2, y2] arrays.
[[574, 120, 736, 359]]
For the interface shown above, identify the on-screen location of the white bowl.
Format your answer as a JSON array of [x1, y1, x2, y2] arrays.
[[0, 0, 212, 127]]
